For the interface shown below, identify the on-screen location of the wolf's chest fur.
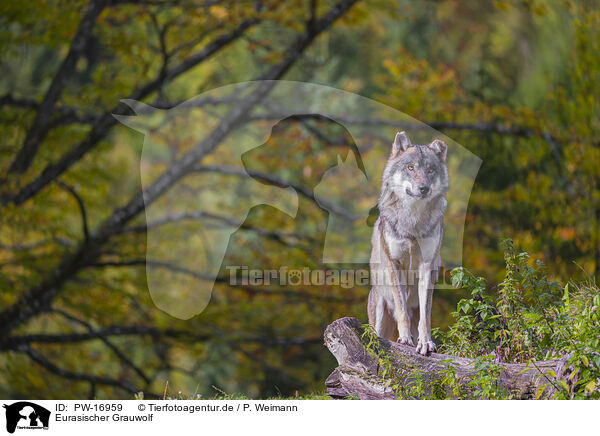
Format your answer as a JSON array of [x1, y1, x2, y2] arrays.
[[380, 193, 446, 237], [377, 192, 446, 267]]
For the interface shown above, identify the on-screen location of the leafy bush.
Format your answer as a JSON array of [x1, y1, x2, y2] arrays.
[[434, 239, 600, 399]]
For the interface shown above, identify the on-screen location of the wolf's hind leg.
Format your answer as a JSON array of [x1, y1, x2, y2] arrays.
[[373, 295, 386, 337], [367, 289, 377, 327], [368, 292, 396, 340], [367, 290, 385, 334], [380, 306, 397, 341], [409, 306, 419, 345]]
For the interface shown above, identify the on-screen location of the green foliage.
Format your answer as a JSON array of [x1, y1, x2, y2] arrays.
[[436, 240, 600, 399], [362, 323, 511, 400], [437, 239, 564, 362], [360, 240, 599, 399]]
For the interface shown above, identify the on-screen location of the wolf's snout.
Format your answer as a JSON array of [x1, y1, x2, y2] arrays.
[[418, 185, 430, 196]]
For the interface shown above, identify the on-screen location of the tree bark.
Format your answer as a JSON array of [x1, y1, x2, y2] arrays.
[[324, 317, 573, 399]]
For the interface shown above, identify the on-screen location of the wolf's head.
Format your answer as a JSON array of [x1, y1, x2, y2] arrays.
[[381, 131, 449, 202]]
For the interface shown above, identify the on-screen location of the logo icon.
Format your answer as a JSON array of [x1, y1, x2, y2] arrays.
[[3, 402, 50, 434]]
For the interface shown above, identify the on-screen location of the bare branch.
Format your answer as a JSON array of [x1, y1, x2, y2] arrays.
[[8, 17, 261, 205], [55, 180, 90, 242], [0, 237, 73, 251], [247, 112, 577, 197], [87, 259, 363, 303], [308, 0, 318, 32], [9, 0, 108, 173], [118, 209, 314, 247], [4, 325, 321, 348], [52, 308, 151, 385], [248, 112, 555, 139], [209, 325, 292, 385], [0, 94, 100, 126], [541, 131, 575, 198], [148, 10, 172, 102], [16, 344, 154, 396], [0, 0, 361, 340], [0, 94, 39, 110], [194, 164, 359, 220], [3, 325, 211, 350]]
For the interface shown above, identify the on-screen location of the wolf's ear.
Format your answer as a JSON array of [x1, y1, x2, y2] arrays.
[[428, 139, 447, 162], [392, 131, 412, 157]]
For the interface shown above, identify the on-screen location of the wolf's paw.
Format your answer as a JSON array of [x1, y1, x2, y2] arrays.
[[416, 339, 436, 355], [396, 335, 414, 346]]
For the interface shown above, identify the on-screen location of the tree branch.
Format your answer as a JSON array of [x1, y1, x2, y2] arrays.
[[0, 94, 100, 126], [55, 180, 90, 242], [3, 325, 211, 350], [248, 112, 555, 139], [0, 0, 361, 341], [9, 0, 108, 174], [247, 112, 577, 198], [8, 17, 261, 205], [16, 344, 156, 397], [86, 259, 362, 303], [118, 209, 314, 247], [194, 164, 359, 220], [3, 321, 322, 349], [0, 237, 73, 252], [52, 308, 151, 385], [209, 325, 293, 385], [0, 94, 39, 110]]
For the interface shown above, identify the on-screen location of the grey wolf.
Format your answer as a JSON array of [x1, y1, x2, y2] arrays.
[[367, 131, 448, 355]]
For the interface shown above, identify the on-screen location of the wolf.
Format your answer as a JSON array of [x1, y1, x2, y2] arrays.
[[367, 131, 448, 355]]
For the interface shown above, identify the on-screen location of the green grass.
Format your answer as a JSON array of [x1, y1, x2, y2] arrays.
[[135, 386, 332, 400]]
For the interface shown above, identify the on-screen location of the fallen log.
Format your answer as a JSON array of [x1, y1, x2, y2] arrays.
[[324, 317, 573, 399]]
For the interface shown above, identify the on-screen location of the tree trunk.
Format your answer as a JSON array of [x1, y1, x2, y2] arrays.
[[324, 317, 573, 399]]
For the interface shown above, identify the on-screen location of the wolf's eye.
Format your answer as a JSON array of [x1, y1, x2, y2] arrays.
[[407, 165, 414, 171], [428, 168, 434, 174]]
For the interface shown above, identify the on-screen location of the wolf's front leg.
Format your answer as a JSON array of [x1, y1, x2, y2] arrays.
[[416, 263, 436, 355], [390, 268, 413, 345]]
